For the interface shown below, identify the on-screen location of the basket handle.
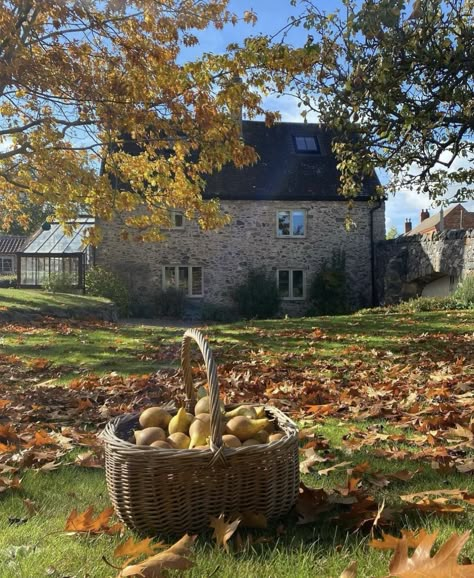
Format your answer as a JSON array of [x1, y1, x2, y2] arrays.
[[181, 329, 223, 453]]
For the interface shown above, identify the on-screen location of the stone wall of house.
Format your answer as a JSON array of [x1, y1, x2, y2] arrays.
[[375, 229, 474, 304], [96, 200, 386, 316]]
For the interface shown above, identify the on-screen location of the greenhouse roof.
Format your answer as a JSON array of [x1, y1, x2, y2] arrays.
[[22, 218, 94, 254]]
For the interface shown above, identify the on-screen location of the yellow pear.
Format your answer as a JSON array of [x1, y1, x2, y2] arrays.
[[189, 413, 211, 448], [139, 407, 172, 429], [168, 408, 194, 435], [242, 438, 261, 446], [194, 396, 225, 416], [222, 434, 242, 448], [150, 440, 172, 449], [254, 406, 266, 419], [134, 427, 166, 446], [167, 432, 191, 449], [225, 416, 270, 442], [269, 433, 285, 443], [225, 405, 257, 419]]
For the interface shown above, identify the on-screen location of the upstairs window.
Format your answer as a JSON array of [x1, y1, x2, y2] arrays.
[[277, 269, 305, 300], [277, 210, 306, 237], [170, 210, 184, 229], [294, 136, 320, 153], [163, 266, 203, 297]]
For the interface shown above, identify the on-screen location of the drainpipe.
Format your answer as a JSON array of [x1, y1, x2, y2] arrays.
[[369, 199, 383, 306]]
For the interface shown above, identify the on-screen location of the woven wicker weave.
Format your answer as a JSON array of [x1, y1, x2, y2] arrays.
[[101, 328, 299, 535]]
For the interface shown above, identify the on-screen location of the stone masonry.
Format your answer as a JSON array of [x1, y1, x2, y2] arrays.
[[375, 229, 474, 304], [96, 200, 385, 316]]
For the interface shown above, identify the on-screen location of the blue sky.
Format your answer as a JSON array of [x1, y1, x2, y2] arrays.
[[194, 0, 474, 235]]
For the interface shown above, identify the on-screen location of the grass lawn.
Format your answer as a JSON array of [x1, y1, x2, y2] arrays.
[[0, 307, 473, 577]]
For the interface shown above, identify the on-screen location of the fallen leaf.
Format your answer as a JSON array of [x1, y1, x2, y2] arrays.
[[388, 530, 474, 577], [118, 534, 196, 577], [209, 514, 241, 552], [318, 461, 352, 476], [370, 530, 430, 550], [340, 560, 358, 578], [65, 506, 123, 535]]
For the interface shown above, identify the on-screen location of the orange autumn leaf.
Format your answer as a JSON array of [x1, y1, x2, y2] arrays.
[[118, 534, 196, 577], [0, 476, 22, 493], [26, 430, 55, 447], [209, 514, 241, 552], [370, 530, 430, 550], [0, 399, 10, 408], [114, 537, 167, 566], [388, 530, 474, 577], [64, 506, 123, 535]]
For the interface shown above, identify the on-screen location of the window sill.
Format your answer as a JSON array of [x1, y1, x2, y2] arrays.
[[281, 297, 305, 301], [276, 235, 306, 239]]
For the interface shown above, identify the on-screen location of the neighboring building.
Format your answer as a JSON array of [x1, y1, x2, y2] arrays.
[[96, 121, 386, 315], [404, 204, 474, 236], [0, 235, 27, 276], [17, 218, 94, 289]]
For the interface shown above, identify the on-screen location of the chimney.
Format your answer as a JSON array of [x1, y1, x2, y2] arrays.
[[420, 209, 430, 222], [405, 219, 412, 233]]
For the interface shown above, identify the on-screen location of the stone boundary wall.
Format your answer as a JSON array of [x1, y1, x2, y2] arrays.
[[375, 229, 474, 304]]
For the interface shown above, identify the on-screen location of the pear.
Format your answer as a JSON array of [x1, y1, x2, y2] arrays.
[[167, 432, 191, 449], [254, 406, 267, 419], [254, 430, 269, 444], [225, 405, 257, 419], [242, 438, 261, 446], [150, 440, 172, 449], [194, 396, 225, 416], [222, 434, 242, 448], [225, 416, 270, 442], [269, 432, 285, 443], [134, 427, 166, 446], [139, 407, 172, 429], [191, 444, 209, 450], [168, 408, 194, 435], [189, 413, 211, 448]]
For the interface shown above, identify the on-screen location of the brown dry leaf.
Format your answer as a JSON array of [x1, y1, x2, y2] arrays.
[[65, 506, 123, 535], [209, 514, 241, 552], [0, 476, 21, 493], [296, 483, 333, 525], [402, 498, 465, 514], [340, 561, 358, 578], [239, 511, 267, 529], [388, 530, 474, 577], [370, 530, 430, 550], [400, 489, 466, 502], [118, 534, 196, 577], [23, 499, 39, 517], [74, 451, 104, 468]]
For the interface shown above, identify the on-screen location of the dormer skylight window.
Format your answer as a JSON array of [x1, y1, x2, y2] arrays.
[[294, 136, 320, 153]]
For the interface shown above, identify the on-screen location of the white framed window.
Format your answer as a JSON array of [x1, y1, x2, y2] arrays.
[[170, 210, 184, 229], [163, 266, 203, 297], [277, 269, 305, 300], [276, 210, 306, 237], [0, 257, 13, 274]]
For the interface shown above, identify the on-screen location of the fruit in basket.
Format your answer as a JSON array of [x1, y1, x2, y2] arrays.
[[225, 416, 270, 442], [194, 396, 225, 416], [139, 407, 172, 429], [225, 405, 257, 419], [269, 432, 285, 442], [254, 430, 269, 444], [150, 440, 172, 449], [134, 427, 167, 446], [242, 438, 261, 446], [222, 434, 241, 448], [168, 408, 194, 435], [254, 406, 267, 419], [189, 413, 211, 448], [167, 432, 191, 449]]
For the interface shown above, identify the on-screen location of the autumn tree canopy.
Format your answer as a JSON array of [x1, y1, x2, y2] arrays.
[[0, 0, 268, 240], [269, 0, 474, 203]]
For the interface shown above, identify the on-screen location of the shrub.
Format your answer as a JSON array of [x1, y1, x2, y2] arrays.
[[231, 269, 280, 319], [453, 273, 474, 306], [358, 295, 469, 315], [200, 302, 238, 323], [155, 287, 186, 318], [308, 250, 348, 315], [43, 272, 77, 294], [0, 274, 17, 288], [85, 267, 129, 316]]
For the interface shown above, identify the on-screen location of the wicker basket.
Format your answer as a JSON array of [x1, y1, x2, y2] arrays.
[[101, 328, 299, 535]]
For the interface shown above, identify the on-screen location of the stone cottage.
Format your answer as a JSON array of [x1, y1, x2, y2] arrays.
[[0, 235, 26, 276], [96, 121, 386, 315]]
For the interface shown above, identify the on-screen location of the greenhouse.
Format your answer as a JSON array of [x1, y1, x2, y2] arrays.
[[17, 218, 94, 288]]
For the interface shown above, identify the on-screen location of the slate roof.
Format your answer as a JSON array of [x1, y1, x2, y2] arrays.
[[0, 235, 27, 255], [203, 121, 379, 201]]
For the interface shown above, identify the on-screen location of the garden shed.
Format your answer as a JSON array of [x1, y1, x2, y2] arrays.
[[17, 218, 94, 289]]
